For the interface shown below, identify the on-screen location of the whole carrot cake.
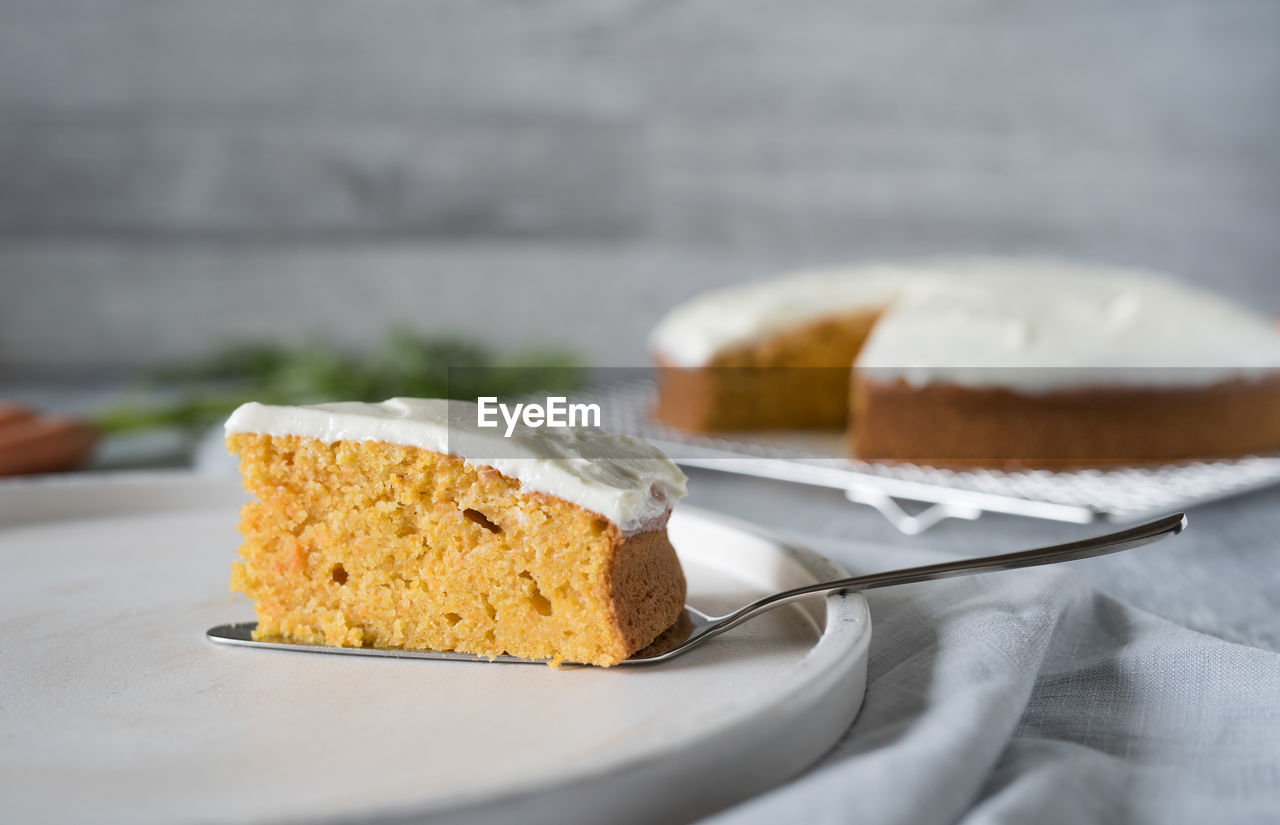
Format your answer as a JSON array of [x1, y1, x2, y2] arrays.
[[225, 398, 688, 666], [651, 259, 1280, 466]]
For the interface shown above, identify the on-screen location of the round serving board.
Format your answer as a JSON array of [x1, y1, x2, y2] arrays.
[[0, 472, 869, 825]]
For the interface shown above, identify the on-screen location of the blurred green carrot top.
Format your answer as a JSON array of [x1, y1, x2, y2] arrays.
[[92, 329, 583, 436]]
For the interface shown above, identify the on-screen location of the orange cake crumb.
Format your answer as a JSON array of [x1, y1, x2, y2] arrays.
[[228, 430, 687, 667]]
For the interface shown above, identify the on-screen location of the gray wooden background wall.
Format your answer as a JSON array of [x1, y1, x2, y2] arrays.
[[2, 0, 1278, 371]]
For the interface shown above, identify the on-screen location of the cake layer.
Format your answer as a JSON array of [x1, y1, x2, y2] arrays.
[[226, 398, 686, 536], [228, 432, 687, 666], [851, 375, 1280, 467], [654, 309, 881, 431]]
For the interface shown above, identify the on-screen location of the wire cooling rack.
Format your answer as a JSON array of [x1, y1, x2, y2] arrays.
[[597, 381, 1280, 534]]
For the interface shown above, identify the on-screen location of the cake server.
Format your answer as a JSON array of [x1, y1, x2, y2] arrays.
[[208, 511, 1185, 666]]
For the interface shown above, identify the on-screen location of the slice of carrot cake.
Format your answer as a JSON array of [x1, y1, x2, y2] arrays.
[[225, 398, 688, 666]]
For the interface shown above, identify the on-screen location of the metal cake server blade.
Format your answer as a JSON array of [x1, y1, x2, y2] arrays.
[[206, 622, 546, 664], [208, 512, 1186, 666]]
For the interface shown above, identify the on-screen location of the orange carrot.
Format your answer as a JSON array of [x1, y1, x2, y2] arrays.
[[0, 411, 98, 476]]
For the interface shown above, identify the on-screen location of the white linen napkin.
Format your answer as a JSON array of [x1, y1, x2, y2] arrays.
[[699, 538, 1280, 825]]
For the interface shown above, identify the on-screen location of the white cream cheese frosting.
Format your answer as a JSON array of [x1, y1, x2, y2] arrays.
[[225, 398, 687, 536], [651, 258, 1280, 391], [649, 264, 917, 367], [856, 259, 1280, 391]]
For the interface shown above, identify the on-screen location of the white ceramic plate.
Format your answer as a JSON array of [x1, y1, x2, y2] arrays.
[[0, 472, 870, 825]]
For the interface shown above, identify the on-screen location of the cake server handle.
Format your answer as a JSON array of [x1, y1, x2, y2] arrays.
[[627, 512, 1187, 663]]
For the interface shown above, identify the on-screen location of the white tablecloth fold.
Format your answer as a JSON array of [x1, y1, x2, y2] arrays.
[[701, 541, 1280, 825]]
